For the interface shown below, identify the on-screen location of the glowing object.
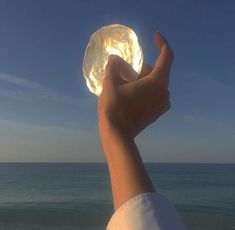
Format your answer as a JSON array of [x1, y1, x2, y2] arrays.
[[83, 24, 143, 96]]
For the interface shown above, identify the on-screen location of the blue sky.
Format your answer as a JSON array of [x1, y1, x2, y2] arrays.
[[0, 0, 234, 163]]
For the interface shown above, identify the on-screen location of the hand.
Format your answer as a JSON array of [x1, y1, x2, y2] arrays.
[[98, 32, 174, 140]]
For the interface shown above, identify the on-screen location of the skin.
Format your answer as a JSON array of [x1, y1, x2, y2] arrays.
[[98, 32, 174, 211]]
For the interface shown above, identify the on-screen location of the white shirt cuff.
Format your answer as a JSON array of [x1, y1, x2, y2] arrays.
[[107, 192, 186, 230]]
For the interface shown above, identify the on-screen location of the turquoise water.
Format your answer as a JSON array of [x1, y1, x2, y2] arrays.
[[0, 163, 234, 229]]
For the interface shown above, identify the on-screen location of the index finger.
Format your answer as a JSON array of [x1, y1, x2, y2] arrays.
[[150, 32, 174, 87]]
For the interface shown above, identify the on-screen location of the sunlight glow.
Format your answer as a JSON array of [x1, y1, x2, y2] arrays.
[[83, 24, 143, 96]]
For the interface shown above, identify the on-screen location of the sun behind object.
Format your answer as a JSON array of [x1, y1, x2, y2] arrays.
[[83, 24, 143, 96]]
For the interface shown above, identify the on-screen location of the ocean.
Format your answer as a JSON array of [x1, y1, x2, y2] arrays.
[[0, 163, 234, 230]]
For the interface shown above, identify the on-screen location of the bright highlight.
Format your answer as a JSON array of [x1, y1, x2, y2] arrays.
[[83, 24, 143, 96]]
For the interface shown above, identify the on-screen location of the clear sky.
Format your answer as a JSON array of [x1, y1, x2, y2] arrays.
[[0, 0, 234, 163]]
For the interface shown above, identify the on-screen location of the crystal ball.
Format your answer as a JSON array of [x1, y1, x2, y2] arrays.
[[83, 24, 143, 96]]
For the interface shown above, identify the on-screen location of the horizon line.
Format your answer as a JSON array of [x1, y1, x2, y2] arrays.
[[0, 161, 234, 165]]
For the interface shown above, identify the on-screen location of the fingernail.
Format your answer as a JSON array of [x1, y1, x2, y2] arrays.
[[109, 54, 120, 62]]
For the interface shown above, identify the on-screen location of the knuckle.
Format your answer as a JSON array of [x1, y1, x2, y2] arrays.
[[166, 90, 170, 99], [161, 89, 169, 99], [166, 101, 171, 111]]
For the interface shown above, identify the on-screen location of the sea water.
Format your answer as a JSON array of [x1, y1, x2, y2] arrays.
[[0, 163, 234, 229]]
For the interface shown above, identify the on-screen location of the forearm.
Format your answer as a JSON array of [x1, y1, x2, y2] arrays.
[[99, 122, 155, 210]]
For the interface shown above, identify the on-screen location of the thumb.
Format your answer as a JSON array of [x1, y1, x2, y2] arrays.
[[104, 55, 128, 85]]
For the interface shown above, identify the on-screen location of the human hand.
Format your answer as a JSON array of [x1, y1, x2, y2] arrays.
[[98, 32, 174, 140]]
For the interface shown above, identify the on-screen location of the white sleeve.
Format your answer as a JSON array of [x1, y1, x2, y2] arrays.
[[106, 192, 186, 230]]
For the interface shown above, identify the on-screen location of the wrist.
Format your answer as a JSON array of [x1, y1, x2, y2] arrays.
[[99, 118, 134, 143]]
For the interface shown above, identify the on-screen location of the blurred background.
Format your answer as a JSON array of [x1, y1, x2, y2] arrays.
[[0, 0, 234, 162]]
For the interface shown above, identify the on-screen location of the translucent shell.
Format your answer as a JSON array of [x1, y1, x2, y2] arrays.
[[83, 24, 143, 96]]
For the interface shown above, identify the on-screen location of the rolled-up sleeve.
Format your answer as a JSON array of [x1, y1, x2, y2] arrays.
[[107, 192, 186, 230]]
